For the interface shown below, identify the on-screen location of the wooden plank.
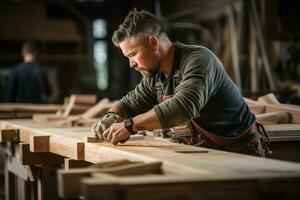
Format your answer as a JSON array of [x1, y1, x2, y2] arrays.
[[256, 112, 291, 124], [30, 135, 50, 152], [32, 115, 68, 123], [81, 174, 300, 200], [245, 99, 300, 123], [0, 129, 19, 143], [3, 120, 300, 178], [265, 124, 300, 137], [58, 161, 161, 198], [264, 105, 300, 123], [0, 103, 62, 112], [1, 120, 85, 160]]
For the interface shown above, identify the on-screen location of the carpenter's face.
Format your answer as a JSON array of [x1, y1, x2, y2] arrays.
[[119, 36, 160, 78]]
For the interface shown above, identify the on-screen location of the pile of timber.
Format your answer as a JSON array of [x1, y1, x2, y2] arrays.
[[1, 119, 300, 199], [246, 93, 300, 124], [31, 95, 119, 127]]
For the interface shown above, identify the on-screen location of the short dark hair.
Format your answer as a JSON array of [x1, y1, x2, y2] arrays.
[[22, 40, 39, 54], [112, 9, 164, 47]]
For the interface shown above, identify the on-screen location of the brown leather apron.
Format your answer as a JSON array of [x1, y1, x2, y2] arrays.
[[161, 95, 269, 157]]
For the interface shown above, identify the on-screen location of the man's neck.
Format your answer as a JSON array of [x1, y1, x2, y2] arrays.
[[159, 41, 174, 77]]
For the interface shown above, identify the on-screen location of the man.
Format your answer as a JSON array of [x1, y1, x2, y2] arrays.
[[92, 9, 270, 157], [7, 41, 50, 103]]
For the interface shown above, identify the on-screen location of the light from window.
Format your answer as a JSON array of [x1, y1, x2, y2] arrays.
[[93, 19, 107, 38]]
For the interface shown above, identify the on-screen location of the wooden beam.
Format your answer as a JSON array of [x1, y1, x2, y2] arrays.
[[30, 135, 50, 152], [0, 129, 19, 143], [80, 175, 300, 200], [57, 161, 161, 198], [256, 112, 291, 124]]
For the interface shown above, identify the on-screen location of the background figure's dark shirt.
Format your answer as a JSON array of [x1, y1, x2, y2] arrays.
[[119, 42, 256, 137], [7, 62, 47, 104]]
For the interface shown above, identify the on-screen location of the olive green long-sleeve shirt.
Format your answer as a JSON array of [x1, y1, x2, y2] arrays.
[[119, 42, 255, 137]]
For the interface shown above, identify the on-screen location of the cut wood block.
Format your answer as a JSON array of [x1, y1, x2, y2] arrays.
[[257, 93, 280, 105], [30, 135, 50, 152], [17, 143, 65, 165], [0, 129, 19, 143], [57, 161, 161, 198], [256, 112, 291, 125], [64, 158, 92, 170]]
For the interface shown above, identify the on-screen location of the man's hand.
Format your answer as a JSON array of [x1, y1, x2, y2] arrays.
[[103, 122, 131, 145], [91, 113, 122, 141]]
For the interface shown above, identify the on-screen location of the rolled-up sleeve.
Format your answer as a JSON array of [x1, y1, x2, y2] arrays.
[[118, 77, 158, 118], [154, 52, 215, 128]]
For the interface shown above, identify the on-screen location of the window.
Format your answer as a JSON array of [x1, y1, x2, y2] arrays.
[[93, 19, 108, 90]]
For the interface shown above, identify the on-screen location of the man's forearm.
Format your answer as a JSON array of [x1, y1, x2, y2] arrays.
[[132, 109, 162, 132], [108, 105, 128, 119]]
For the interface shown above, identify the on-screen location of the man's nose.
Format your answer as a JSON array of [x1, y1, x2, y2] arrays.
[[129, 59, 137, 68]]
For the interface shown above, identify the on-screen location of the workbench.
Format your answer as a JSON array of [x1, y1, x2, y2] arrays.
[[1, 119, 300, 200]]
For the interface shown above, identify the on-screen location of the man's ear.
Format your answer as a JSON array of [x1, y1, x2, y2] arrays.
[[148, 36, 159, 51]]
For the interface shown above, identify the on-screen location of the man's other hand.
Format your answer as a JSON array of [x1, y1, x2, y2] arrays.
[[91, 113, 122, 141], [103, 122, 131, 145]]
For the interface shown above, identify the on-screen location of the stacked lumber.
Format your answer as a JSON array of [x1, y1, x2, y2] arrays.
[[32, 95, 115, 125], [245, 93, 300, 124]]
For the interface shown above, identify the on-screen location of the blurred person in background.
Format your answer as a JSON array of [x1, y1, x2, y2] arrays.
[[6, 40, 51, 103]]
